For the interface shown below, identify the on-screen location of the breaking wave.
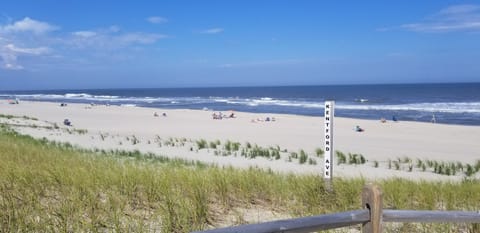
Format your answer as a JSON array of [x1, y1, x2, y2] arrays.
[[2, 93, 479, 114]]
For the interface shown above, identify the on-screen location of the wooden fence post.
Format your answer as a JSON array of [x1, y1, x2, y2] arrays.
[[362, 184, 383, 233]]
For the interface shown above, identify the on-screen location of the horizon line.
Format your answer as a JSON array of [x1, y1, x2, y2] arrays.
[[1, 81, 479, 92]]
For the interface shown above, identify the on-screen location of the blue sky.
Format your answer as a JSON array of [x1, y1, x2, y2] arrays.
[[0, 1, 480, 90]]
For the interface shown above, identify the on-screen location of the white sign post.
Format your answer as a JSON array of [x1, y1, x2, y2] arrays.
[[324, 101, 334, 184]]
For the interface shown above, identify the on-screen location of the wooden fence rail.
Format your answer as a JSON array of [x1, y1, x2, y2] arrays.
[[191, 210, 370, 233], [383, 210, 480, 223], [192, 184, 480, 233]]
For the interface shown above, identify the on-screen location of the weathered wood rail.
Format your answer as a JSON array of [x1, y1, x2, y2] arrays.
[[192, 184, 480, 233]]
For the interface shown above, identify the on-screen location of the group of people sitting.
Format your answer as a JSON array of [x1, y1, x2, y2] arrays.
[[212, 112, 235, 120], [380, 116, 398, 123], [153, 112, 167, 117], [8, 99, 19, 104], [251, 116, 276, 123]]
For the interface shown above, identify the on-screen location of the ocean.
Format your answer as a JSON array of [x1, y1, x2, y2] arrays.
[[1, 83, 480, 126]]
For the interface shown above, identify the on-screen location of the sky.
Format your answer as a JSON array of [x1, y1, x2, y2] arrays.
[[0, 1, 480, 90]]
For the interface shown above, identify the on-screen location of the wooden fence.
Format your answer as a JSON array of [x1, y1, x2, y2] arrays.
[[192, 184, 480, 233]]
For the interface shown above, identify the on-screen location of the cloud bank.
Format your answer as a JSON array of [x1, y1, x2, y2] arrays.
[[0, 17, 168, 70], [402, 4, 480, 32], [1, 17, 58, 34]]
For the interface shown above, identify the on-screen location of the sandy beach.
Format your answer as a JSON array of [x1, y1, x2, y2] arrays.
[[1, 100, 480, 181]]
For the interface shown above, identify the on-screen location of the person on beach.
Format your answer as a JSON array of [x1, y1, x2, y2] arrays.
[[355, 125, 364, 132], [392, 115, 398, 122], [212, 112, 221, 120], [63, 119, 72, 126], [431, 114, 436, 123]]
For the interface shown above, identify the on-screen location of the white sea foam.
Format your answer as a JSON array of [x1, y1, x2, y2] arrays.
[[4, 93, 480, 114], [336, 102, 480, 114]]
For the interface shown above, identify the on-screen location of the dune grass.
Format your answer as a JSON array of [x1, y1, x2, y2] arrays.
[[1, 124, 480, 232]]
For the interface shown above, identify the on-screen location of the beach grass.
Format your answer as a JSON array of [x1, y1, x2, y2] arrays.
[[1, 125, 480, 232]]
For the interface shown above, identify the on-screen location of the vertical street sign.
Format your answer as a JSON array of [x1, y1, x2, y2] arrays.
[[324, 101, 334, 180]]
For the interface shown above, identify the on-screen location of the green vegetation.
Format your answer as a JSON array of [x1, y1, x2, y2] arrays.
[[382, 158, 480, 177], [1, 125, 480, 232], [196, 139, 208, 149], [347, 153, 366, 165], [299, 150, 308, 164], [209, 141, 217, 149], [336, 151, 346, 165], [0, 114, 38, 121], [336, 151, 365, 165]]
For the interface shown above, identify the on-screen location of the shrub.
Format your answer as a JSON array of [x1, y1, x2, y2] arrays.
[[416, 159, 423, 168], [336, 151, 346, 165], [290, 152, 298, 159], [196, 139, 208, 149], [474, 160, 480, 172], [394, 161, 400, 170], [315, 148, 324, 157], [299, 150, 308, 164], [466, 164, 475, 177], [274, 150, 281, 160], [232, 142, 241, 151], [131, 135, 140, 145], [359, 154, 366, 164], [209, 141, 217, 149]]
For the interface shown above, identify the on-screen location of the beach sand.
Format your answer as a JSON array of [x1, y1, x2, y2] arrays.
[[1, 100, 480, 181]]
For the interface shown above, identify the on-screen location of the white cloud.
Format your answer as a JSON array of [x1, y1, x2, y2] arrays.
[[116, 33, 167, 44], [68, 28, 167, 49], [401, 4, 480, 32], [1, 17, 58, 34], [200, 28, 224, 34], [1, 43, 50, 70], [147, 16, 168, 24], [0, 17, 168, 70], [437, 4, 480, 15], [72, 31, 97, 38], [4, 44, 50, 55], [1, 51, 23, 70]]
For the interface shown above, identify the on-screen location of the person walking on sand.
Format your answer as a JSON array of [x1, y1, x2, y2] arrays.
[[392, 115, 398, 122], [431, 114, 436, 123]]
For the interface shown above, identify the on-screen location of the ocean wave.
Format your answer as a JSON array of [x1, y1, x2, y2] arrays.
[[65, 93, 93, 98], [4, 93, 480, 114], [8, 93, 174, 103], [212, 98, 480, 114], [336, 102, 480, 114]]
